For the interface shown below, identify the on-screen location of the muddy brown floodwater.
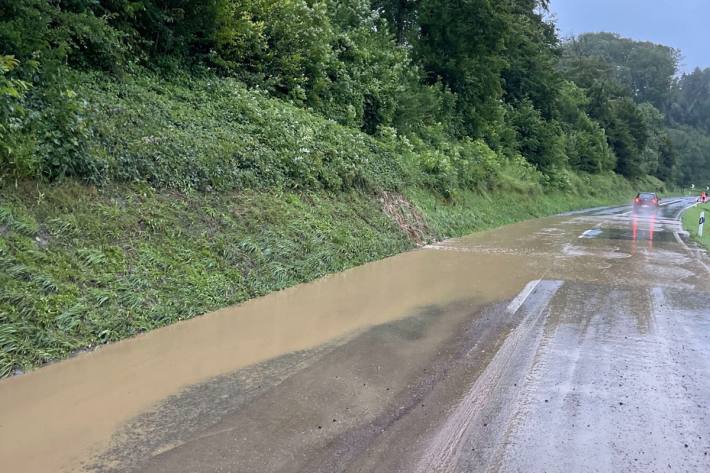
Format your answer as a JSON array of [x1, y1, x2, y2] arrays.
[[1, 198, 710, 473], [0, 232, 532, 472]]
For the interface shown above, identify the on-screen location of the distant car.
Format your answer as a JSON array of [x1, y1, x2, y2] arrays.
[[633, 192, 660, 209]]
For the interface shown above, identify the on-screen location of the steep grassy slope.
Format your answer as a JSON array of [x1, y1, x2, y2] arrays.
[[0, 178, 645, 377], [0, 73, 661, 376]]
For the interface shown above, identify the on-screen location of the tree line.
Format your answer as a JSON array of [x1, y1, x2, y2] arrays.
[[2, 0, 710, 187]]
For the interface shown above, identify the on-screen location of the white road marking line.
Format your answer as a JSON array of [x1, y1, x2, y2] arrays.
[[506, 279, 542, 314], [674, 201, 698, 220], [417, 280, 561, 473], [659, 199, 682, 207]]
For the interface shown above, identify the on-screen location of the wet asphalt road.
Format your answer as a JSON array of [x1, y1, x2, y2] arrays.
[[2, 198, 710, 473]]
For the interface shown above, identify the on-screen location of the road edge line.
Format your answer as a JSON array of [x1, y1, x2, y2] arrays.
[[506, 279, 543, 314], [674, 202, 710, 274]]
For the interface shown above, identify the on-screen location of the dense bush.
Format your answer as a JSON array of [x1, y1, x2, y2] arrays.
[[79, 73, 411, 192], [555, 81, 615, 173], [212, 0, 334, 101], [406, 129, 504, 197], [508, 100, 566, 170], [0, 0, 126, 71], [2, 0, 709, 190], [2, 70, 554, 200], [0, 55, 30, 170]]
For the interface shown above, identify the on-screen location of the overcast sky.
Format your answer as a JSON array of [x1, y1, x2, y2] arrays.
[[548, 0, 709, 73]]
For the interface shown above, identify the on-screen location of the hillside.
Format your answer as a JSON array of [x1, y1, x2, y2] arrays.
[[0, 72, 651, 376], [0, 1, 704, 376]]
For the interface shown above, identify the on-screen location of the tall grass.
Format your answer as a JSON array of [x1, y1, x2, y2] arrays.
[[0, 174, 641, 376], [0, 182, 413, 376], [682, 204, 710, 250], [0, 73, 660, 376]]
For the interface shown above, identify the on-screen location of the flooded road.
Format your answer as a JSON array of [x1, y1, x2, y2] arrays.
[[2, 198, 710, 472]]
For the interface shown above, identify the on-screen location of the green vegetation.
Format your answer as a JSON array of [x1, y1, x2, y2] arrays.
[[3, 1, 702, 185], [682, 203, 710, 250], [560, 32, 710, 186], [1, 177, 640, 377], [0, 183, 412, 377], [2, 1, 710, 375], [409, 173, 657, 238]]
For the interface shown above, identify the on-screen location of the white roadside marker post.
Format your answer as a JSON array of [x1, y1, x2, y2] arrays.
[[700, 211, 706, 238]]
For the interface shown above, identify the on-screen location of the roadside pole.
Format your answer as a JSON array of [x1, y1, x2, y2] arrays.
[[700, 211, 706, 238]]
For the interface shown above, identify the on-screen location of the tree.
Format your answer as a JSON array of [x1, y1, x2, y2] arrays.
[[560, 33, 679, 110], [0, 0, 126, 72], [372, 0, 419, 44], [414, 0, 510, 137], [556, 81, 615, 173], [320, 0, 411, 132], [502, 0, 561, 119], [669, 68, 710, 132], [509, 99, 566, 169], [606, 98, 650, 178], [655, 134, 676, 182]]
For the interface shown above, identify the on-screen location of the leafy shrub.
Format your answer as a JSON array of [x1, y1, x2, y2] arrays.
[[212, 0, 411, 134], [0, 55, 36, 179], [4, 71, 526, 197], [29, 79, 105, 182], [1, 60, 105, 183], [508, 100, 567, 170], [563, 116, 616, 174], [213, 0, 333, 103], [78, 73, 409, 192], [0, 0, 126, 72], [407, 125, 504, 197], [556, 81, 616, 173]]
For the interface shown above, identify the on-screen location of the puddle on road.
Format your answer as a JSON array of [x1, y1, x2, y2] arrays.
[[0, 240, 535, 473], [580, 227, 681, 243]]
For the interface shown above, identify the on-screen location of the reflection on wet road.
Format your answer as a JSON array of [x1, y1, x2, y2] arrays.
[[1, 198, 709, 473]]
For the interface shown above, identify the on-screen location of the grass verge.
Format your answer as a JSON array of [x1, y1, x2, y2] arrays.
[[0, 71, 667, 377], [682, 203, 710, 250], [1, 177, 642, 377]]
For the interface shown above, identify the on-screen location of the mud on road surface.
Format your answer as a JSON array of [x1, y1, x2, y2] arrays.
[[1, 198, 710, 472]]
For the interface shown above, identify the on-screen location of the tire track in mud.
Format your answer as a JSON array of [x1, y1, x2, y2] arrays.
[[414, 280, 563, 473], [489, 283, 652, 473], [476, 284, 710, 473]]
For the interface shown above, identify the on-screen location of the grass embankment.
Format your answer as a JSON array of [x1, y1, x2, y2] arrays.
[[407, 176, 639, 238], [682, 203, 710, 250], [0, 179, 639, 377], [0, 73, 658, 376]]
